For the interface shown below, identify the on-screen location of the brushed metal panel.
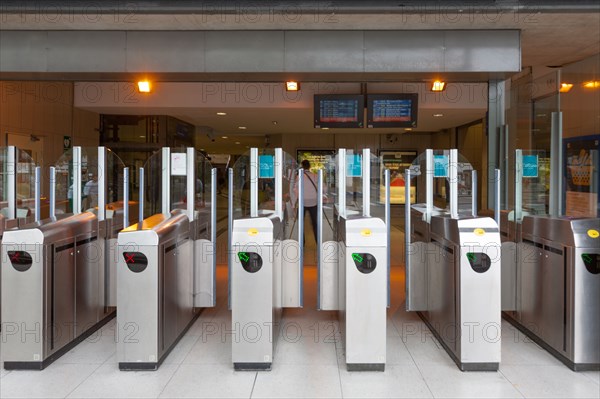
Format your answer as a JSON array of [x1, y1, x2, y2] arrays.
[[444, 30, 521, 72], [205, 31, 284, 73], [52, 241, 76, 354], [75, 240, 100, 337], [501, 241, 517, 311], [126, 31, 205, 73], [284, 31, 364, 72], [365, 31, 443, 72], [540, 247, 565, 353], [0, 31, 48, 72], [47, 31, 126, 72]]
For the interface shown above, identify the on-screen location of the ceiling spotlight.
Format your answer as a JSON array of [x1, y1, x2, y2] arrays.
[[286, 81, 300, 91], [272, 121, 278, 125], [216, 112, 227, 116], [235, 141, 241, 145], [137, 80, 151, 93], [583, 81, 600, 89], [431, 80, 446, 92], [221, 136, 228, 139], [559, 83, 573, 93], [321, 127, 329, 130], [238, 126, 247, 130], [433, 113, 444, 117], [405, 128, 413, 131]]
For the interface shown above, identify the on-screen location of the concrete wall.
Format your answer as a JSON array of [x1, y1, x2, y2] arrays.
[[0, 81, 100, 167]]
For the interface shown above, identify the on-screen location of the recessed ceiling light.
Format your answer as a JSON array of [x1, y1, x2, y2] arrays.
[[405, 128, 413, 131], [137, 80, 151, 93], [433, 113, 444, 117], [216, 112, 227, 116], [200, 148, 205, 151], [559, 83, 573, 93], [238, 126, 247, 130], [431, 80, 446, 92], [235, 141, 241, 145], [222, 136, 228, 139], [139, 135, 145, 138], [322, 127, 329, 130], [285, 81, 300, 91], [272, 121, 278, 125], [583, 81, 600, 89]]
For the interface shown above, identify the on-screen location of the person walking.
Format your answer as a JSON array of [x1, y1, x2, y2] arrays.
[[300, 159, 319, 244]]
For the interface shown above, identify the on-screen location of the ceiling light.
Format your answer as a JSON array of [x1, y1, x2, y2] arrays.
[[272, 121, 278, 125], [235, 142, 241, 145], [285, 81, 300, 91], [216, 112, 227, 116], [583, 81, 600, 89], [433, 113, 444, 117], [221, 136, 228, 139], [321, 127, 329, 130], [405, 128, 413, 131], [139, 135, 145, 138], [238, 126, 247, 130], [137, 80, 151, 93], [431, 80, 446, 92], [559, 83, 573, 93]]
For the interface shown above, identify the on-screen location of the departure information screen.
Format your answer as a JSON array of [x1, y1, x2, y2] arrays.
[[372, 99, 413, 122], [319, 99, 360, 123]]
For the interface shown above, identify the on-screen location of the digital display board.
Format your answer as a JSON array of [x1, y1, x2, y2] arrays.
[[378, 150, 418, 204], [314, 95, 364, 128], [367, 94, 418, 128]]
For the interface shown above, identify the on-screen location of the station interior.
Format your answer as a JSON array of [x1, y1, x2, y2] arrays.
[[0, 2, 599, 398]]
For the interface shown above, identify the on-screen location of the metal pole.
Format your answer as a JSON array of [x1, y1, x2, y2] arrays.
[[425, 149, 433, 223], [228, 167, 234, 310], [550, 111, 563, 216], [404, 168, 412, 310], [98, 147, 107, 221], [123, 167, 129, 228], [73, 146, 82, 215], [515, 149, 523, 222], [362, 148, 370, 217], [7, 146, 16, 219], [49, 166, 56, 219], [338, 149, 346, 219], [34, 166, 41, 222], [138, 167, 144, 224], [298, 168, 304, 307], [187, 147, 195, 221], [449, 149, 458, 219], [495, 169, 501, 227], [250, 148, 258, 218], [317, 169, 323, 310], [385, 168, 390, 308], [275, 148, 283, 220], [211, 168, 217, 307], [472, 169, 478, 217], [161, 147, 171, 216]]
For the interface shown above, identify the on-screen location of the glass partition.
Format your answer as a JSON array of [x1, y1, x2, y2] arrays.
[[0, 147, 9, 217]]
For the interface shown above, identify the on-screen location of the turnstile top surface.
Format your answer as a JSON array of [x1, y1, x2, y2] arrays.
[[119, 212, 189, 246], [430, 215, 499, 245], [340, 216, 386, 247], [3, 212, 98, 244], [522, 215, 600, 248]]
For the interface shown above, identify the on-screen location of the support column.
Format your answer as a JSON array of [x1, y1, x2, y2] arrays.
[[487, 80, 506, 210]]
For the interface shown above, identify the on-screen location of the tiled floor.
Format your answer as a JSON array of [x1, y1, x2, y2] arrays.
[[1, 227, 599, 398]]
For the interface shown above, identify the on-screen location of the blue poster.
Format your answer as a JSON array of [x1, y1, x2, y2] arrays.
[[259, 155, 274, 178], [346, 154, 362, 177], [522, 155, 539, 178], [433, 155, 448, 178]]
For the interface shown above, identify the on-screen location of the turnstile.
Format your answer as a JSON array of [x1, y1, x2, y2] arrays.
[[504, 216, 600, 370], [1, 212, 110, 369], [231, 214, 282, 370], [405, 149, 502, 371], [318, 149, 390, 371], [229, 148, 302, 370], [117, 212, 196, 370]]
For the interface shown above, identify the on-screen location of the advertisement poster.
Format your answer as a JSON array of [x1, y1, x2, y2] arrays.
[[564, 135, 599, 217], [379, 150, 418, 204], [296, 149, 336, 173]]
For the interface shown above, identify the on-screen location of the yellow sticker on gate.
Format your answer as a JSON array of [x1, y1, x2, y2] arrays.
[[247, 228, 259, 236], [588, 229, 599, 239], [360, 229, 372, 237], [473, 228, 486, 236]]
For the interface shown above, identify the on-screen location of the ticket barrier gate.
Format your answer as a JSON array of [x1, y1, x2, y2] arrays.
[[318, 149, 389, 371], [117, 212, 196, 370], [229, 148, 302, 371], [405, 149, 501, 371], [504, 216, 600, 370], [231, 214, 282, 370], [1, 212, 110, 369]]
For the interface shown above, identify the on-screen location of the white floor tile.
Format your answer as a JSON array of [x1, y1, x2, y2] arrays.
[[581, 370, 600, 385], [402, 334, 456, 369], [0, 363, 99, 398], [0, 368, 11, 379], [67, 363, 178, 398], [274, 336, 338, 366], [387, 335, 419, 365], [251, 364, 342, 398], [500, 364, 600, 399], [339, 364, 432, 398], [162, 334, 200, 365], [501, 336, 563, 367], [183, 332, 231, 365], [56, 331, 116, 365], [420, 364, 524, 398], [159, 364, 256, 398]]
